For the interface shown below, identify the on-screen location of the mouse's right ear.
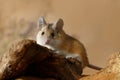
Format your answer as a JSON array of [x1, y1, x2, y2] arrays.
[[37, 16, 46, 29]]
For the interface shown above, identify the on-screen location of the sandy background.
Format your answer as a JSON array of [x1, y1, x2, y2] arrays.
[[0, 0, 120, 74]]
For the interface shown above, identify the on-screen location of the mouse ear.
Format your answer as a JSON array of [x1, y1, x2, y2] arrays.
[[37, 16, 46, 29], [53, 18, 64, 32]]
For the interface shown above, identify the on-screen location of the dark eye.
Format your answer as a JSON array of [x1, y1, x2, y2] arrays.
[[41, 32, 45, 35], [51, 32, 55, 37]]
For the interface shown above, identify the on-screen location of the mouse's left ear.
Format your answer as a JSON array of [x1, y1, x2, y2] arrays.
[[37, 16, 46, 29], [53, 18, 64, 32]]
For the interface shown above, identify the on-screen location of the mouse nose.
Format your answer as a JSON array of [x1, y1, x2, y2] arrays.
[[45, 40, 49, 44], [45, 39, 50, 44], [45, 38, 51, 44]]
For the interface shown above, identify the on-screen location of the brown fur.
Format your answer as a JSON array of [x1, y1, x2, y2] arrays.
[[56, 30, 89, 68], [37, 17, 101, 70]]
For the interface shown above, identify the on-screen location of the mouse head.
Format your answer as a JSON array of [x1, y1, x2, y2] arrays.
[[37, 17, 64, 47]]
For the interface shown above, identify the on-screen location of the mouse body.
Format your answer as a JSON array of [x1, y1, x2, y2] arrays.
[[36, 17, 101, 70]]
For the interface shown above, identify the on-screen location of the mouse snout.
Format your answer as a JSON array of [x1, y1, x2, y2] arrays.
[[44, 33, 53, 45], [45, 38, 51, 44], [45, 39, 50, 44]]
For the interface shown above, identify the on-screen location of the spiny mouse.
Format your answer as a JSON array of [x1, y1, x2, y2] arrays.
[[36, 17, 101, 70]]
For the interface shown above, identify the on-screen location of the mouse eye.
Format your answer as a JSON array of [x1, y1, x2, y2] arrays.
[[51, 32, 55, 38], [41, 32, 45, 35]]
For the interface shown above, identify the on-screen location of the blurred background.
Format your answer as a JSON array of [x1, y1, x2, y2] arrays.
[[0, 0, 120, 74]]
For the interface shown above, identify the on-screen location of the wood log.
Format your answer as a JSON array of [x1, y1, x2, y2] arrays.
[[79, 52, 120, 80], [0, 39, 82, 80], [0, 39, 120, 80]]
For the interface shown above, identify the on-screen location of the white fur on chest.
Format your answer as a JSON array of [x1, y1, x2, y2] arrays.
[[54, 49, 80, 60]]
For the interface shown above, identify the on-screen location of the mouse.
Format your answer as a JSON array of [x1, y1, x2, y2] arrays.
[[36, 16, 102, 70]]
